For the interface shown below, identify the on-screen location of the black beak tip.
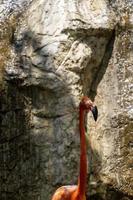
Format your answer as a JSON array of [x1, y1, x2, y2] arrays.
[[91, 106, 98, 121]]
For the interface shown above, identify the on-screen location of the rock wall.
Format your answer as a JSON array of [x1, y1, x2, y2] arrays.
[[0, 0, 133, 200]]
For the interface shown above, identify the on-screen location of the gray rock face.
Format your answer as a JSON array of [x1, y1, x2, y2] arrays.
[[0, 0, 133, 200], [0, 0, 32, 22]]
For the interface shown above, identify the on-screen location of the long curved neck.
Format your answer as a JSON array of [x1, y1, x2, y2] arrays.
[[77, 105, 87, 197]]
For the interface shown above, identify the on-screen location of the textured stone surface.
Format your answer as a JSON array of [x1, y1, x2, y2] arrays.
[[89, 28, 133, 198], [0, 0, 133, 200], [0, 0, 32, 22]]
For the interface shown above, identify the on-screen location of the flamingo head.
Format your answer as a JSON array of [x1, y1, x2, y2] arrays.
[[80, 96, 98, 121]]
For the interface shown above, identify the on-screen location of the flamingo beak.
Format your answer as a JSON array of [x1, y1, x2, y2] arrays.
[[91, 106, 98, 121]]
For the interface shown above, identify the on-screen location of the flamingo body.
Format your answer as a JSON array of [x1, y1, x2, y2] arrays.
[[51, 185, 86, 200]]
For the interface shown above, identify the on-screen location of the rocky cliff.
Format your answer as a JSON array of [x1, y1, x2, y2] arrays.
[[0, 0, 133, 200]]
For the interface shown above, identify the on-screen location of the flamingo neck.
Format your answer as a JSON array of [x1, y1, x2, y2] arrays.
[[77, 106, 87, 197]]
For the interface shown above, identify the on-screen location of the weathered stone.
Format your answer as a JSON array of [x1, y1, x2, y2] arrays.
[[0, 0, 133, 200]]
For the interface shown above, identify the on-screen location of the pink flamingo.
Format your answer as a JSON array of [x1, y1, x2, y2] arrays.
[[51, 96, 98, 200]]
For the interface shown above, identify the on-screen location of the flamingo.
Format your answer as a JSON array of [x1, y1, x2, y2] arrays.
[[51, 96, 98, 200]]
